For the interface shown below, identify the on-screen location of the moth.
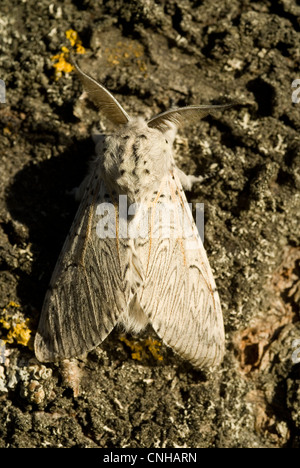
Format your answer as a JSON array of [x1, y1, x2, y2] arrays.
[[35, 61, 229, 368]]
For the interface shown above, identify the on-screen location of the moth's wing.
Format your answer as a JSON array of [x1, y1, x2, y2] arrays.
[[137, 172, 225, 368], [35, 177, 128, 362]]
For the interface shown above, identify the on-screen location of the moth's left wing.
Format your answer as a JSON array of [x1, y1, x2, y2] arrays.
[[35, 176, 130, 362], [136, 172, 225, 368]]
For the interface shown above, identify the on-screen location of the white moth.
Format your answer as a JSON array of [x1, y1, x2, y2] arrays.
[[34, 61, 229, 368]]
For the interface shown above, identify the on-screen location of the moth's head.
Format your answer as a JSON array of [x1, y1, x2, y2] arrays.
[[117, 116, 177, 156]]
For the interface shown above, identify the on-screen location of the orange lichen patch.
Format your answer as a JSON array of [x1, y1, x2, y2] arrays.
[[51, 29, 85, 80], [104, 41, 147, 74], [120, 336, 163, 362], [65, 29, 86, 55], [51, 48, 74, 80], [235, 246, 299, 374], [120, 336, 143, 361], [0, 302, 33, 349], [144, 338, 163, 361]]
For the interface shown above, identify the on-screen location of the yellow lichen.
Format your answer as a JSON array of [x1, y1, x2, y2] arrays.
[[120, 336, 143, 360], [51, 29, 85, 80], [7, 322, 31, 347], [65, 29, 86, 55], [75, 43, 86, 55], [6, 301, 20, 308], [65, 29, 79, 47], [120, 336, 163, 362], [0, 302, 33, 349], [51, 51, 74, 80], [104, 41, 147, 75], [145, 338, 163, 361]]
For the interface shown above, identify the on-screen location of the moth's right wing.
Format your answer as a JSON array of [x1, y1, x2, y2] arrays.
[[35, 177, 129, 362], [135, 172, 225, 368]]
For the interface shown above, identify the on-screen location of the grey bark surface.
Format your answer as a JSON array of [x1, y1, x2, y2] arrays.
[[0, 0, 299, 448]]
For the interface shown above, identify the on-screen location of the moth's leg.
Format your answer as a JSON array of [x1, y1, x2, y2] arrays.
[[176, 168, 205, 191]]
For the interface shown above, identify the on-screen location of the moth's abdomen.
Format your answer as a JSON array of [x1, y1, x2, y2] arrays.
[[117, 297, 150, 334]]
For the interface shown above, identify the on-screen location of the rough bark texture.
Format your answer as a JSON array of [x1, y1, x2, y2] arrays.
[[0, 0, 299, 448]]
